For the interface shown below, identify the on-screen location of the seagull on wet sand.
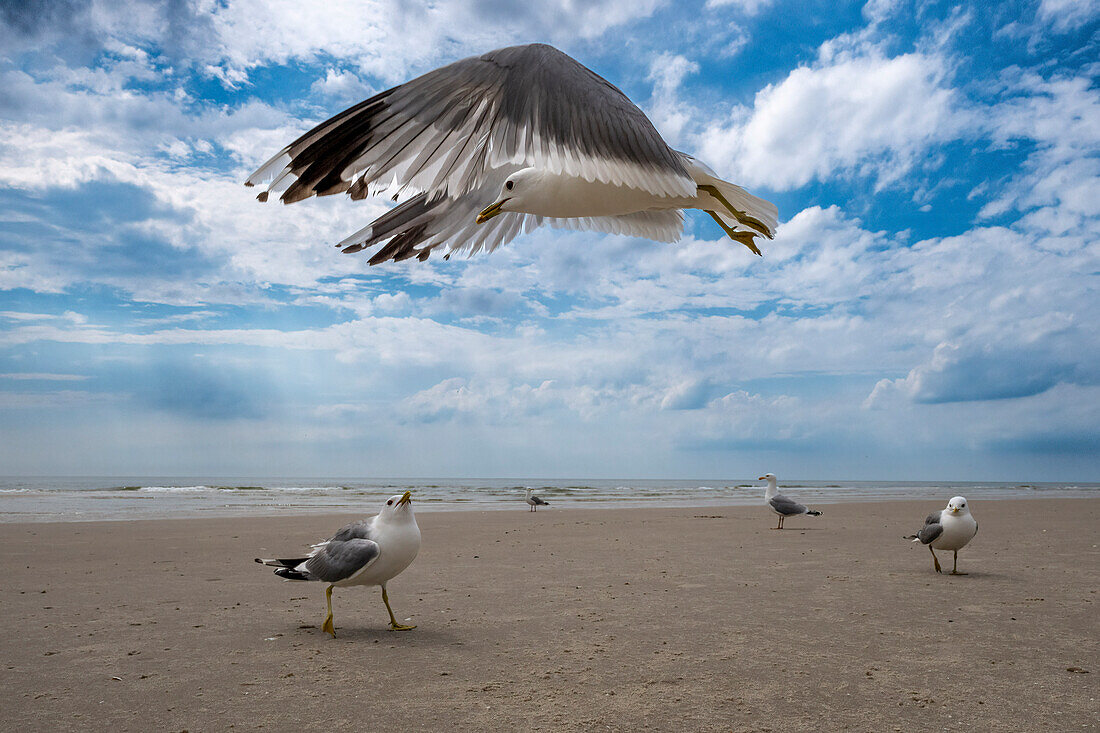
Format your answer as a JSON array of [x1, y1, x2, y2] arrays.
[[255, 492, 421, 636], [245, 43, 778, 264], [905, 496, 978, 575], [525, 488, 550, 512], [760, 473, 822, 530]]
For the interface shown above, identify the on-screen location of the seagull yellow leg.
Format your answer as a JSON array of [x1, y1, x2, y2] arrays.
[[698, 184, 773, 239], [950, 550, 967, 575], [382, 585, 415, 631], [704, 211, 762, 256], [322, 584, 336, 637], [929, 545, 942, 573]]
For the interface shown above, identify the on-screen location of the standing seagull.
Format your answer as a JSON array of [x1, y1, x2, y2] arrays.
[[255, 492, 421, 636], [525, 488, 550, 512], [245, 43, 778, 264], [759, 473, 822, 530], [905, 496, 978, 575]]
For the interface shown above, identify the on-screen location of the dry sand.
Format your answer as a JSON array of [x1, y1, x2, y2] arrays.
[[2, 499, 1097, 731]]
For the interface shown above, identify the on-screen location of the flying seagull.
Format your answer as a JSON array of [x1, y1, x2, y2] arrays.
[[759, 473, 822, 530], [525, 487, 550, 512], [245, 43, 778, 264], [255, 492, 421, 636], [905, 496, 978, 575]]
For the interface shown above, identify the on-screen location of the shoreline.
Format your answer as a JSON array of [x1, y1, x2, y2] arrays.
[[3, 486, 1097, 524], [3, 498, 1097, 731]]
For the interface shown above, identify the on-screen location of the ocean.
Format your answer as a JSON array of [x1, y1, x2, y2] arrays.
[[0, 476, 1095, 522]]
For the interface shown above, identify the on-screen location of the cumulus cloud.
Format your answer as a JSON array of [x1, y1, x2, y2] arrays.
[[308, 67, 373, 103], [1, 1, 1098, 477], [1, 0, 667, 86], [866, 340, 1076, 406], [660, 379, 712, 410], [647, 52, 700, 145], [699, 49, 962, 190], [977, 69, 1100, 234]]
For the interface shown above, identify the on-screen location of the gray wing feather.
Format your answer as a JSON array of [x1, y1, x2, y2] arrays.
[[295, 519, 381, 582], [335, 189, 684, 262], [335, 177, 541, 261], [304, 539, 380, 583], [914, 512, 944, 544], [246, 43, 694, 206], [769, 494, 808, 516]]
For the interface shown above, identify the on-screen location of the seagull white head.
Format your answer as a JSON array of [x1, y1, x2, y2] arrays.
[[476, 168, 546, 222], [379, 491, 414, 521], [758, 473, 777, 482], [946, 496, 969, 515]]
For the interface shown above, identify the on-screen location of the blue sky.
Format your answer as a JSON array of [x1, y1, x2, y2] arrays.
[[0, 0, 1097, 480]]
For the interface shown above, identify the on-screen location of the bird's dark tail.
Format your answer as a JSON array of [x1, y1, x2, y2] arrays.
[[255, 557, 312, 580], [806, 509, 822, 516], [273, 567, 311, 581]]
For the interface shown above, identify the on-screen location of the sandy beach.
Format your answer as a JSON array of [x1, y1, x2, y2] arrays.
[[2, 498, 1097, 731]]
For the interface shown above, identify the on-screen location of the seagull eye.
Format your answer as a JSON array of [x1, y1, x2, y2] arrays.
[[505, 180, 514, 191], [387, 500, 393, 505]]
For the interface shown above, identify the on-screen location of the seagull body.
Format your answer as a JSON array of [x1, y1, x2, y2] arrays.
[[525, 488, 549, 512], [255, 492, 420, 636], [759, 473, 821, 530], [246, 43, 777, 264], [905, 496, 977, 574]]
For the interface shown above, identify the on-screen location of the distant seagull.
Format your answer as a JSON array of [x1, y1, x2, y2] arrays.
[[905, 496, 978, 575], [759, 473, 822, 530], [245, 43, 777, 264], [256, 492, 421, 636], [525, 488, 550, 512]]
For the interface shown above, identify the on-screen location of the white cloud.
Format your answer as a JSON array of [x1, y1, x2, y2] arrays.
[[309, 68, 373, 102], [647, 52, 700, 145], [3, 0, 667, 86], [978, 70, 1100, 232], [704, 0, 775, 14], [699, 49, 962, 190], [660, 379, 711, 410], [1, 0, 1098, 478], [1036, 0, 1100, 32]]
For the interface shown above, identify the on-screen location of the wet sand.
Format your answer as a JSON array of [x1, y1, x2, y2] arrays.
[[2, 499, 1097, 731]]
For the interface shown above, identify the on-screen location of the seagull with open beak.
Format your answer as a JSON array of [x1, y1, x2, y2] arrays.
[[256, 491, 421, 636]]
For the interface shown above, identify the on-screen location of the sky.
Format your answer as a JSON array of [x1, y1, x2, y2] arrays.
[[0, 0, 1097, 480]]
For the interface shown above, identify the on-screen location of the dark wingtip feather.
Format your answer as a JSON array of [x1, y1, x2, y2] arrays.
[[256, 191, 269, 203], [280, 185, 313, 205]]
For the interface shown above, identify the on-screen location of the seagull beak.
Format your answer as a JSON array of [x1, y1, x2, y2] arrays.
[[397, 491, 412, 507], [476, 198, 508, 224], [758, 476, 767, 480]]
